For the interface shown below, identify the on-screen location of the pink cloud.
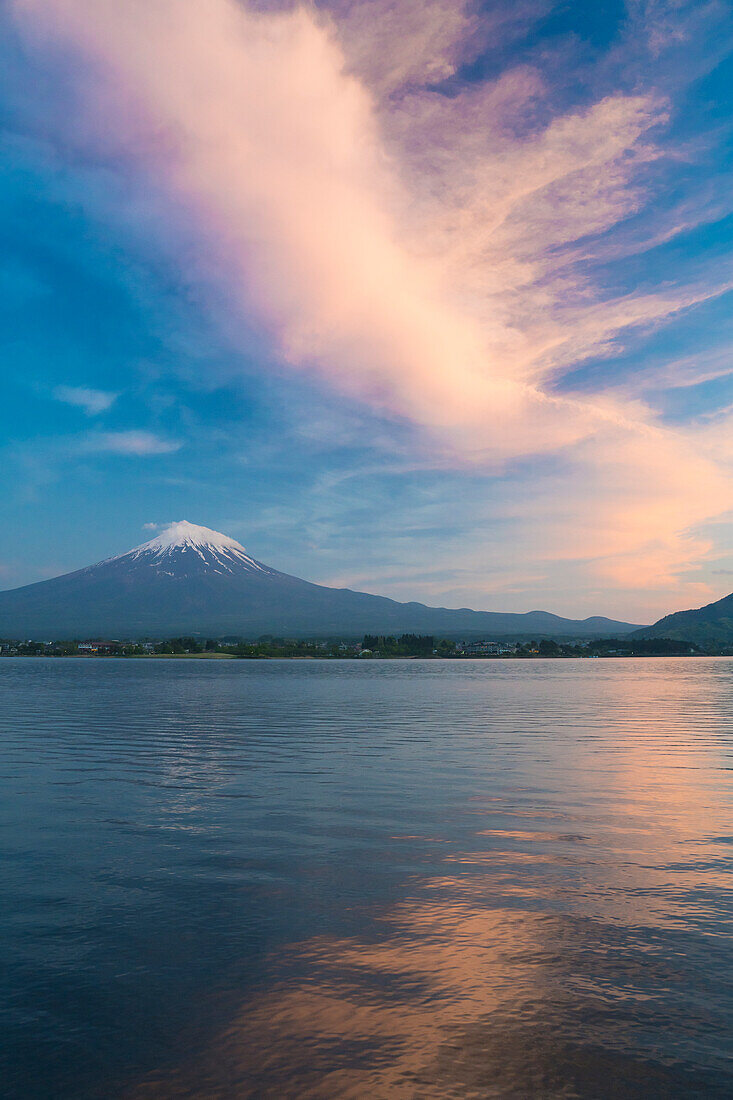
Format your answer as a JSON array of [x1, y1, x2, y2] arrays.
[[10, 0, 645, 435], [11, 0, 733, 606]]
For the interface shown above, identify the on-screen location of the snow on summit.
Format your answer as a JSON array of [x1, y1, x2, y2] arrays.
[[117, 521, 271, 573], [134, 521, 247, 555]]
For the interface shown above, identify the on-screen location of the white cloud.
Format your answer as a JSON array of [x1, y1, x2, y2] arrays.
[[53, 384, 118, 415], [80, 431, 180, 456], [11, 0, 733, 609]]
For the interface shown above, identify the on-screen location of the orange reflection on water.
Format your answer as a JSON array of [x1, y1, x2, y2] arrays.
[[130, 829, 730, 1098], [130, 885, 566, 1098], [130, 664, 732, 1098]]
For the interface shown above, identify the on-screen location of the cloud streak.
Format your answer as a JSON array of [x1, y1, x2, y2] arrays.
[[10, 0, 647, 438], [10, 0, 733, 606], [79, 431, 180, 456], [53, 385, 118, 415]]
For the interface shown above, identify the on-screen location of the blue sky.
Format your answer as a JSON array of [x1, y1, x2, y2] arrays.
[[2, 0, 732, 621]]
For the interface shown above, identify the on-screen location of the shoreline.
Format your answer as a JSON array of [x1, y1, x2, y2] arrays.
[[1, 652, 727, 662]]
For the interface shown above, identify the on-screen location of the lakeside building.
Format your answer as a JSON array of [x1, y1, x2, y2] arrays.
[[460, 640, 517, 656]]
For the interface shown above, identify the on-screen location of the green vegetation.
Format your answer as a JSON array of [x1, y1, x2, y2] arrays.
[[228, 638, 351, 658], [634, 591, 733, 647], [361, 634, 456, 656], [0, 633, 727, 659], [501, 637, 706, 657]]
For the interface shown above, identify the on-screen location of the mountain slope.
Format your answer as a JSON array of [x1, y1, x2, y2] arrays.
[[0, 521, 645, 640], [633, 590, 733, 645]]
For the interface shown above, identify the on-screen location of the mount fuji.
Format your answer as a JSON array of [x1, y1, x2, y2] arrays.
[[0, 521, 644, 640]]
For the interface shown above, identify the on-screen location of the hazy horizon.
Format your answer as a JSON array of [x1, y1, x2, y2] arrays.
[[0, 518, 654, 627]]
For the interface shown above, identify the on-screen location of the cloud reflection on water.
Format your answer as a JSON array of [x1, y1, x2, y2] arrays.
[[130, 712, 732, 1099]]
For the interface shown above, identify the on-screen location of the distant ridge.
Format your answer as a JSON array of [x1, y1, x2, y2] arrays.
[[0, 521, 646, 640], [633, 589, 733, 646]]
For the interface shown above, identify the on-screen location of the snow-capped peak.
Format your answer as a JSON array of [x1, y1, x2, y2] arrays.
[[134, 521, 246, 555], [112, 520, 273, 575]]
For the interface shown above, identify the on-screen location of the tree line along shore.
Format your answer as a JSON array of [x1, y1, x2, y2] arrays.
[[2, 633, 728, 658]]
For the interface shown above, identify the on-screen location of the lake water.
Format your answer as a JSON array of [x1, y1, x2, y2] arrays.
[[1, 657, 732, 1099]]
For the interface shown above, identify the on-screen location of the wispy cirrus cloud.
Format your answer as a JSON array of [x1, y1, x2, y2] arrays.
[[8, 0, 733, 612], [12, 0, 667, 440]]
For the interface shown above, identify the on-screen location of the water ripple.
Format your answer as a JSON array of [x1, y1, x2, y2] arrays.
[[1, 657, 731, 1098]]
